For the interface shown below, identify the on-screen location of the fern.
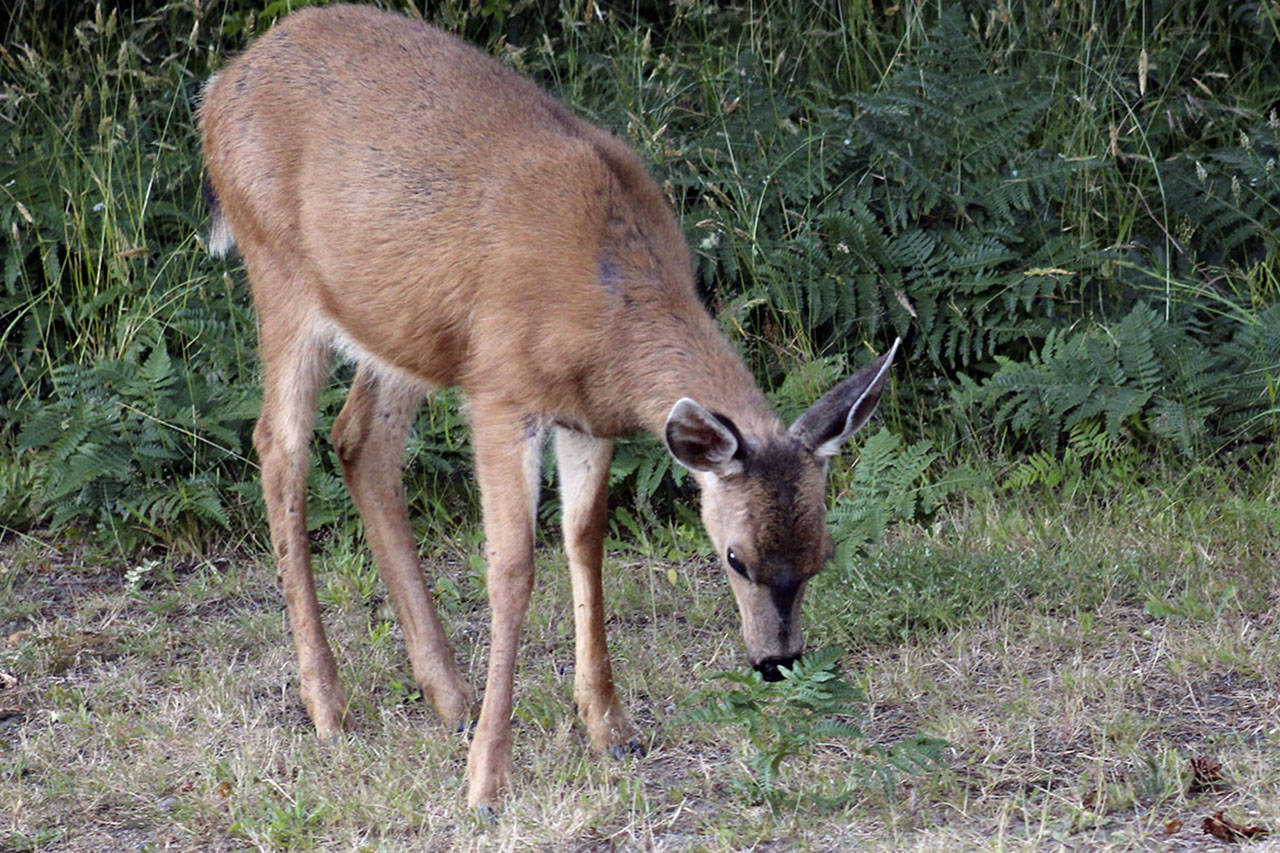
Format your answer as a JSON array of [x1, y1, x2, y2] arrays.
[[9, 334, 256, 547], [1164, 118, 1280, 268], [677, 646, 945, 803], [827, 427, 948, 563], [667, 8, 1277, 464], [954, 310, 1156, 455], [956, 302, 1280, 457], [676, 9, 1100, 378], [1006, 421, 1140, 495]]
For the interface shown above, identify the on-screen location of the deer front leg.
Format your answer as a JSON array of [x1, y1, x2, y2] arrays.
[[554, 427, 638, 756], [466, 410, 545, 809]]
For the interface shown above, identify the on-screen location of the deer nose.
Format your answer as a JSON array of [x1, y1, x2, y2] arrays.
[[754, 653, 802, 682]]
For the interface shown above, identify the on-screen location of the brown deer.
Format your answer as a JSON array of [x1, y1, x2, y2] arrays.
[[200, 4, 899, 809]]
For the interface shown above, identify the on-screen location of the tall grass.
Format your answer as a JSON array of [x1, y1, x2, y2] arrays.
[[3, 4, 254, 546], [1, 0, 1277, 549]]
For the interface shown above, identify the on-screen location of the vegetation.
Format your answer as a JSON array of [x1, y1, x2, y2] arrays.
[[678, 645, 947, 804], [1, 0, 1277, 848], [3, 0, 1277, 546]]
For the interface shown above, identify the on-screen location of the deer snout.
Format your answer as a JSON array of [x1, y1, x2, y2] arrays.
[[730, 573, 807, 682], [753, 652, 802, 682]]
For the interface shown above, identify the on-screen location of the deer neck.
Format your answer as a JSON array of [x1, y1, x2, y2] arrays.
[[626, 312, 783, 444]]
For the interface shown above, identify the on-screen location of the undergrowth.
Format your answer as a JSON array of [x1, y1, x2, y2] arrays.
[[1, 1, 1277, 551]]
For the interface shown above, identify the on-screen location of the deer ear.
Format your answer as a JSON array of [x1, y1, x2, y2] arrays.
[[665, 398, 744, 476], [790, 338, 900, 459]]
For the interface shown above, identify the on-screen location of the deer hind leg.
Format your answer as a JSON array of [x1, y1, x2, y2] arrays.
[[331, 364, 478, 729], [465, 406, 545, 809], [555, 427, 638, 756], [253, 305, 348, 736]]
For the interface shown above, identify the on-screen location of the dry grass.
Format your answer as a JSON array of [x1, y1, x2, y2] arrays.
[[848, 601, 1280, 849], [2, 482, 1278, 850]]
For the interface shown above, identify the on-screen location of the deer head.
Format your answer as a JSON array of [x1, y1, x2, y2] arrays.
[[665, 339, 900, 679]]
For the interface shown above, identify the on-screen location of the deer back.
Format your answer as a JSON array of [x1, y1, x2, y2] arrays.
[[200, 3, 767, 439]]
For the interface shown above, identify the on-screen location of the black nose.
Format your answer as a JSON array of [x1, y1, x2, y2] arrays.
[[754, 653, 802, 682]]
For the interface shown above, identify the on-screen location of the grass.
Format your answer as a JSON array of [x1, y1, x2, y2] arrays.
[[3, 468, 1277, 850]]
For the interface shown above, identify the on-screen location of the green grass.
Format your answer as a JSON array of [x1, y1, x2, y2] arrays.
[[813, 461, 1280, 650]]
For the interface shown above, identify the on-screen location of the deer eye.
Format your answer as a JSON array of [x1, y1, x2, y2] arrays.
[[726, 547, 749, 579]]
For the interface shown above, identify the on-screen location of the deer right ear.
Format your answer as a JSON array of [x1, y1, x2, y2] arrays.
[[664, 398, 744, 476], [790, 338, 900, 459]]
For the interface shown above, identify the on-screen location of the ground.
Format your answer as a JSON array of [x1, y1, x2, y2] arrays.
[[1, 498, 1277, 850]]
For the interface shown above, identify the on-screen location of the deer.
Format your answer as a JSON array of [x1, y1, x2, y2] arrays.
[[199, 3, 899, 810]]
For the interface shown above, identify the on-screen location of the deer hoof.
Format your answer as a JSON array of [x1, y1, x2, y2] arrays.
[[608, 739, 645, 760]]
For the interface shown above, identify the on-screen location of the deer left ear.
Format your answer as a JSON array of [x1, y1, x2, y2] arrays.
[[790, 338, 900, 459], [665, 398, 745, 476]]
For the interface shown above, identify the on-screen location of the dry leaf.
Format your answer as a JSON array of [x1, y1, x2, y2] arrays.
[[893, 287, 917, 319], [1203, 811, 1269, 842]]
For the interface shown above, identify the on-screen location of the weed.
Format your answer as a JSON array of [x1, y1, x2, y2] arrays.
[[230, 787, 329, 849], [678, 646, 946, 805]]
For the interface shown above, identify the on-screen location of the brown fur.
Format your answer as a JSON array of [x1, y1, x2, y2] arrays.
[[200, 4, 896, 808]]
